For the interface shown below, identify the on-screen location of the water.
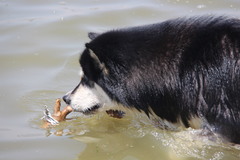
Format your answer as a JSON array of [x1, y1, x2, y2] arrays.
[[1, 0, 240, 159]]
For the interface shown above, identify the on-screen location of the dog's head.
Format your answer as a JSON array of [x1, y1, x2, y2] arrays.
[[63, 32, 113, 114]]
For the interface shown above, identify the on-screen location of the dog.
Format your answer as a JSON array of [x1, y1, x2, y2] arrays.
[[63, 16, 240, 144]]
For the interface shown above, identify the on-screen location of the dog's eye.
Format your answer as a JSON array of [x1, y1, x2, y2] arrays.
[[81, 75, 95, 88]]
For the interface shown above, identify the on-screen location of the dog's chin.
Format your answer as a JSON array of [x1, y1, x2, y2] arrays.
[[72, 104, 101, 115]]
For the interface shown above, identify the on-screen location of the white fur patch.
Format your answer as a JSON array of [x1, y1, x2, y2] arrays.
[[70, 82, 112, 112]]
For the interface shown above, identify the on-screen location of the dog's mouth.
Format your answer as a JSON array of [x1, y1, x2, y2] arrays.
[[72, 104, 101, 115]]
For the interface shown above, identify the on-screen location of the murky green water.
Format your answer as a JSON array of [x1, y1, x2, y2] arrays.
[[1, 0, 240, 159]]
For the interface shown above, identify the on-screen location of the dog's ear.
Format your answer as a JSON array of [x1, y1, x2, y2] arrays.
[[88, 49, 108, 75], [88, 32, 100, 40], [80, 48, 108, 82]]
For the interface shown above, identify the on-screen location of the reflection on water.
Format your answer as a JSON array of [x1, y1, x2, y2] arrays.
[[38, 110, 240, 160], [1, 0, 240, 159]]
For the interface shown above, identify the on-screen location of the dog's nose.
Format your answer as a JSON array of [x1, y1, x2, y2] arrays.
[[62, 95, 71, 105]]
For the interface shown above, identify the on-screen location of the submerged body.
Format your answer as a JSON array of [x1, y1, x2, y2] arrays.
[[63, 16, 240, 143]]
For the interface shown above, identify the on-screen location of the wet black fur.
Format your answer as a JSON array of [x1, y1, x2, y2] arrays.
[[80, 16, 240, 143]]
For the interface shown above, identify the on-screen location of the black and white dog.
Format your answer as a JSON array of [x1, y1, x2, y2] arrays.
[[63, 16, 240, 144]]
